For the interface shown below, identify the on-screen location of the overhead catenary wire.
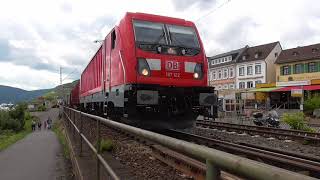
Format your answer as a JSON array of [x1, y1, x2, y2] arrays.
[[195, 0, 231, 23]]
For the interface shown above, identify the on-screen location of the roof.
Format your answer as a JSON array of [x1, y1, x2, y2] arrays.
[[207, 46, 248, 68], [125, 12, 194, 26], [275, 43, 320, 64], [237, 42, 279, 63]]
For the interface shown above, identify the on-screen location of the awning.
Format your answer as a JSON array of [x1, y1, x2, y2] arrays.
[[249, 87, 281, 92], [304, 85, 320, 90], [273, 85, 320, 92], [272, 86, 301, 92]]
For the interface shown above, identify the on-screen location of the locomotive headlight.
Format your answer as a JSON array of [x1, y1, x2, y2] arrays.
[[193, 63, 203, 79], [193, 72, 199, 79], [141, 68, 149, 76], [138, 58, 151, 76]]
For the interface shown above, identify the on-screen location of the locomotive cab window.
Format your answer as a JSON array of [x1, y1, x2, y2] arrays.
[[133, 20, 166, 45], [133, 20, 200, 56], [167, 24, 200, 49]]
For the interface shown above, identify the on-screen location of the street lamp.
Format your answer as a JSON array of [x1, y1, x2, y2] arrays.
[[93, 40, 104, 44]]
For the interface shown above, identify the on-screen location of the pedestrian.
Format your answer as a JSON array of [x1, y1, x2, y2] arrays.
[[47, 116, 52, 129], [31, 120, 36, 131], [44, 121, 47, 130], [37, 121, 42, 130]]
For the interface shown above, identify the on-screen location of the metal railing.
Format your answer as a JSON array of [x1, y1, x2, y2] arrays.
[[62, 106, 316, 180], [63, 107, 120, 180]]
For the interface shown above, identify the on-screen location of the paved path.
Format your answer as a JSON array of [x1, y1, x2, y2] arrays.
[[0, 108, 70, 180]]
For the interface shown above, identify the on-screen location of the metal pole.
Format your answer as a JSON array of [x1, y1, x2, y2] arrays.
[[79, 112, 83, 156], [96, 120, 101, 180], [72, 110, 75, 137], [206, 160, 220, 180]]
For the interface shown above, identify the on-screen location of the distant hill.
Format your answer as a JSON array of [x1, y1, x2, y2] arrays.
[[0, 80, 79, 104], [0, 85, 51, 104]]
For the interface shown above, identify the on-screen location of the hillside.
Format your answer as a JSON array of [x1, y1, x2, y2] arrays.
[[0, 85, 51, 104], [0, 80, 79, 104]]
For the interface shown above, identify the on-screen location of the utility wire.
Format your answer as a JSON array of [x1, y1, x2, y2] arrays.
[[195, 0, 231, 22], [62, 68, 80, 81]]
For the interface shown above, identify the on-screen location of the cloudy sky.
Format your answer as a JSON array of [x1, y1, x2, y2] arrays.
[[0, 0, 319, 90]]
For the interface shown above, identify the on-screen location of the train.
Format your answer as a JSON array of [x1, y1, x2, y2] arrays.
[[67, 12, 218, 129]]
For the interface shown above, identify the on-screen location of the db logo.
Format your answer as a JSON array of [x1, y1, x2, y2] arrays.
[[166, 61, 179, 71]]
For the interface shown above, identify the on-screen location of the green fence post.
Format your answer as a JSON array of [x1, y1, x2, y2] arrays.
[[206, 160, 220, 180]]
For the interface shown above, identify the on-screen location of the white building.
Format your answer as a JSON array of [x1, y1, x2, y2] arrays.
[[236, 42, 282, 89]]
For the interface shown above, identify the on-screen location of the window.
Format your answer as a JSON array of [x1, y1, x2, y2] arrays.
[[247, 81, 253, 88], [274, 53, 278, 57], [239, 82, 245, 89], [229, 67, 234, 78], [218, 70, 222, 79], [218, 59, 221, 63], [255, 64, 261, 74], [223, 84, 228, 89], [294, 64, 303, 74], [312, 48, 319, 53], [255, 80, 262, 87], [228, 56, 232, 61], [309, 62, 317, 72], [283, 66, 290, 75], [239, 66, 245, 76], [223, 68, 228, 79], [229, 84, 234, 89], [167, 24, 200, 48], [292, 51, 299, 56], [247, 66, 253, 75], [111, 30, 116, 49], [211, 61, 214, 65], [218, 85, 222, 90], [254, 52, 261, 59], [212, 71, 217, 80], [242, 55, 246, 60]]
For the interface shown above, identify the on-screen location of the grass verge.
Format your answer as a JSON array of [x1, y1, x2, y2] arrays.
[[0, 118, 33, 151], [52, 119, 70, 159]]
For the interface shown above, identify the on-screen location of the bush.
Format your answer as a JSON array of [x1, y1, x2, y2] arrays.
[[0, 103, 29, 132], [304, 96, 320, 112], [282, 112, 315, 132], [282, 112, 305, 130], [99, 139, 114, 152], [37, 105, 46, 112], [1, 119, 21, 132]]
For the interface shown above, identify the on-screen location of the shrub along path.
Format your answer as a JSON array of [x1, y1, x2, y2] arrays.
[[0, 108, 72, 180]]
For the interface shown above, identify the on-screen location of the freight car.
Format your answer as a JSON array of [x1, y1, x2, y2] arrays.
[[79, 12, 217, 129], [69, 82, 80, 109]]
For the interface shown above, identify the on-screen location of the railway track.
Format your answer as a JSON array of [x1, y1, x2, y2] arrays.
[[164, 129, 320, 178], [196, 120, 320, 143]]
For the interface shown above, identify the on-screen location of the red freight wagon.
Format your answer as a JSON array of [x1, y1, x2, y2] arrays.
[[70, 82, 80, 108], [80, 12, 217, 129]]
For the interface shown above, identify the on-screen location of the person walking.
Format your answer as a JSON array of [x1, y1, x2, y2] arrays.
[[37, 121, 42, 130], [31, 120, 36, 131], [44, 121, 47, 130], [47, 116, 52, 129]]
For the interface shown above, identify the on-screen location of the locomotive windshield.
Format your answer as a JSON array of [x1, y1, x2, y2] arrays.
[[133, 21, 166, 45], [133, 20, 200, 56], [167, 24, 200, 49]]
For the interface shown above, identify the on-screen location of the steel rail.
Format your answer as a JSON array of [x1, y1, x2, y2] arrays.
[[63, 106, 317, 180], [166, 129, 320, 176], [196, 120, 320, 142]]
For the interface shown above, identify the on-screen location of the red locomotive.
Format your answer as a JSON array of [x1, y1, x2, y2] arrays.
[[72, 12, 217, 129]]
